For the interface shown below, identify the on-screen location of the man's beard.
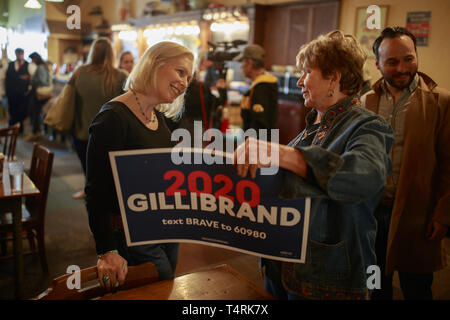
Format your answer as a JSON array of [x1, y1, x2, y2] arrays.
[[383, 68, 418, 90]]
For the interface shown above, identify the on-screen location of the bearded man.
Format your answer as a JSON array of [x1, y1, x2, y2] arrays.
[[362, 27, 450, 300]]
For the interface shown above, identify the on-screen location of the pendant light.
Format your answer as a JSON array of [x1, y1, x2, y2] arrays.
[[24, 0, 42, 9]]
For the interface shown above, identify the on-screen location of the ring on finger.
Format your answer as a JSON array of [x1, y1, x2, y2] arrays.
[[102, 275, 110, 283]]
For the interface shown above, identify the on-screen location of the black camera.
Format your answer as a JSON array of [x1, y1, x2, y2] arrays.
[[207, 50, 240, 63], [206, 40, 247, 62], [206, 40, 246, 79]]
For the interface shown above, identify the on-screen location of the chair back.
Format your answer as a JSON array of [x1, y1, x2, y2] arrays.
[[0, 123, 20, 161], [34, 262, 159, 300], [25, 144, 54, 223]]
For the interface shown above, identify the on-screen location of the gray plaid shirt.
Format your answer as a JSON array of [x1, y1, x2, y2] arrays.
[[378, 74, 419, 198]]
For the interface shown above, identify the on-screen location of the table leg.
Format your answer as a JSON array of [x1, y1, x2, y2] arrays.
[[11, 197, 23, 299]]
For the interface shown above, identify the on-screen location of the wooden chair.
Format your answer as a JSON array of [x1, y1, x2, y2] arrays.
[[0, 143, 54, 272], [34, 262, 160, 300], [0, 123, 20, 161]]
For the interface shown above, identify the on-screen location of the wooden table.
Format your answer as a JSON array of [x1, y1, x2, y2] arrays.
[[0, 161, 40, 299], [100, 264, 274, 300]]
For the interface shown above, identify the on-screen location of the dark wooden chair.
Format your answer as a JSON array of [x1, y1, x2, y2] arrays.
[[0, 143, 54, 272], [34, 262, 160, 300], [0, 123, 20, 161]]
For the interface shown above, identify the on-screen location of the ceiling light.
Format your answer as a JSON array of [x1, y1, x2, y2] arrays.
[[24, 0, 42, 9]]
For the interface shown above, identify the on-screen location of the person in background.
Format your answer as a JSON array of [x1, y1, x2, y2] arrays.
[[70, 38, 128, 199], [118, 51, 134, 74], [176, 49, 227, 139], [233, 44, 278, 134], [25, 52, 51, 142], [5, 48, 30, 134], [200, 50, 226, 130], [362, 26, 450, 300], [85, 41, 193, 290], [42, 60, 65, 143], [234, 30, 393, 300], [0, 52, 9, 119]]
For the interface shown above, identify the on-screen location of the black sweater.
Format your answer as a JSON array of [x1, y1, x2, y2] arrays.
[[85, 101, 174, 254]]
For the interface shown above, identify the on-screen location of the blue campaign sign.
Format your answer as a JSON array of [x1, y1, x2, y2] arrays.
[[109, 148, 310, 263]]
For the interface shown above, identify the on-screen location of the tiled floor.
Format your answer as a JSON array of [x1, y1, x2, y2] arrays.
[[0, 120, 449, 300]]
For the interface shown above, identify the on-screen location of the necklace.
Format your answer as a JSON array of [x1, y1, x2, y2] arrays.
[[132, 90, 156, 123], [301, 128, 319, 140]]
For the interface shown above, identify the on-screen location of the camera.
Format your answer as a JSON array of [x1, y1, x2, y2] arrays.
[[206, 40, 247, 62], [206, 40, 247, 79]]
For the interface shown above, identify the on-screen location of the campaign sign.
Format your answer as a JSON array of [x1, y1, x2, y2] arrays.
[[109, 148, 310, 263]]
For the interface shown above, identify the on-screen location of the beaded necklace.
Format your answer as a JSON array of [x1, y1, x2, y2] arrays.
[[132, 90, 156, 123]]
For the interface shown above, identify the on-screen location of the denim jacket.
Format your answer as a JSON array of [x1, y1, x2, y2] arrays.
[[271, 96, 393, 299]]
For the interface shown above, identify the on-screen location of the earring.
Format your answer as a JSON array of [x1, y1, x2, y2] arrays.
[[328, 88, 335, 97]]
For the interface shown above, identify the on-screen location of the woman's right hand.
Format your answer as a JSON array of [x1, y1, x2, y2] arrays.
[[96, 251, 128, 291], [233, 137, 279, 179], [233, 137, 308, 179]]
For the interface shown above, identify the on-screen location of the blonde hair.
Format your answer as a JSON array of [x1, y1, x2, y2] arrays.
[[125, 41, 194, 119], [296, 30, 367, 96], [84, 38, 122, 97]]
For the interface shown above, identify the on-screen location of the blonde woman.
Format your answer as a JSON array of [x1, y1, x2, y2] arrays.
[[85, 41, 194, 290], [70, 38, 128, 199]]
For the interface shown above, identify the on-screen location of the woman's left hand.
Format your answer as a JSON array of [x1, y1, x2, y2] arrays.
[[97, 251, 128, 292]]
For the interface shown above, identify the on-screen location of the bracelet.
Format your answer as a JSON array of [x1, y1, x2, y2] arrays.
[[97, 249, 119, 259]]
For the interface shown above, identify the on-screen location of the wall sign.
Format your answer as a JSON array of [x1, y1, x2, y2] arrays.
[[406, 11, 431, 46]]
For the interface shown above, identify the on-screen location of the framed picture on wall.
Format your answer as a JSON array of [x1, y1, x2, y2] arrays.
[[354, 5, 389, 59], [406, 11, 431, 46]]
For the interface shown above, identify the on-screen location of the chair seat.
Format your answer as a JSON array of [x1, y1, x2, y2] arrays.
[[0, 206, 39, 258], [1, 143, 54, 274]]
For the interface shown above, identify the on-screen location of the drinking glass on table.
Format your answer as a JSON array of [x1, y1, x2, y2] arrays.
[[8, 161, 25, 193]]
